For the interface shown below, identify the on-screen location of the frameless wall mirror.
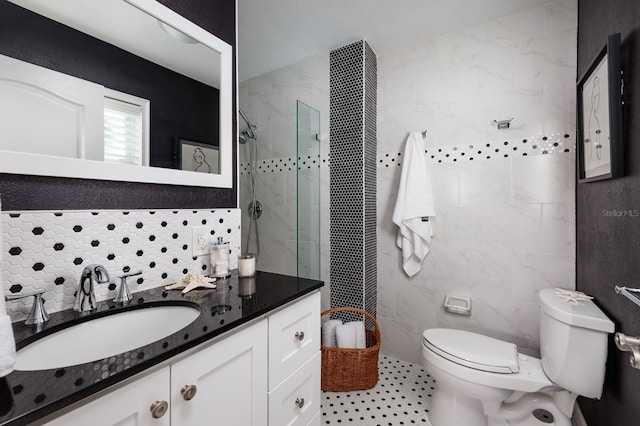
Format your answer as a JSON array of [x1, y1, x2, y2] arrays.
[[0, 0, 233, 188]]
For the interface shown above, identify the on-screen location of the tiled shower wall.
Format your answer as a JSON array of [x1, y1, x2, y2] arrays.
[[377, 0, 578, 364], [238, 53, 330, 308], [238, 0, 577, 363], [2, 209, 240, 320]]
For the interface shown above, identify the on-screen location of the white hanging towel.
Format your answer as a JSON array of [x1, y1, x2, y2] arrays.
[[392, 132, 435, 277], [0, 197, 16, 378]]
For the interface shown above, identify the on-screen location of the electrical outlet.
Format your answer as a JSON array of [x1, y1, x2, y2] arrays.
[[192, 226, 209, 256]]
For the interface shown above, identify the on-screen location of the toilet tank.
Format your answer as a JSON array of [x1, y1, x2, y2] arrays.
[[539, 288, 614, 399]]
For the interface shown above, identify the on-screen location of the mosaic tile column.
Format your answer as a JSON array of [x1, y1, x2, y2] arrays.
[[329, 41, 377, 321]]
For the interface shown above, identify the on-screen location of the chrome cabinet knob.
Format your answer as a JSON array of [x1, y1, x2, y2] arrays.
[[295, 397, 305, 408], [150, 400, 168, 418], [181, 384, 198, 401], [294, 331, 305, 341]]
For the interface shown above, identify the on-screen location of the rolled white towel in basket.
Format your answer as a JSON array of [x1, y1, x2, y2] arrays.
[[322, 319, 342, 347], [346, 321, 366, 349], [335, 323, 357, 348]]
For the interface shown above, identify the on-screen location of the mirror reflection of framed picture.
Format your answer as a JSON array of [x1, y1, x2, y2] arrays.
[[176, 137, 219, 174], [577, 33, 624, 183]]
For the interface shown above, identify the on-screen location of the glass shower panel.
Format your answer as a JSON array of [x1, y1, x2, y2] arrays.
[[296, 101, 321, 280]]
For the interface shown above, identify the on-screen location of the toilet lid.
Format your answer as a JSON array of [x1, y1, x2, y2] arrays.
[[423, 329, 519, 373]]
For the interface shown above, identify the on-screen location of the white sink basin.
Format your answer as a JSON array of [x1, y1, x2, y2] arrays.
[[15, 305, 200, 371]]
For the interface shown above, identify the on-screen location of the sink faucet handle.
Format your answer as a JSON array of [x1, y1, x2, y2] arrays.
[[5, 290, 50, 326], [114, 271, 142, 304], [5, 289, 45, 301], [121, 270, 143, 279]]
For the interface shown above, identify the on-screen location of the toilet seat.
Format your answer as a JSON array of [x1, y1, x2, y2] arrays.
[[423, 329, 519, 373], [422, 329, 554, 393]]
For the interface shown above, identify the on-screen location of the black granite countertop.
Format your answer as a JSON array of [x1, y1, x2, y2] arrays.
[[0, 271, 323, 426]]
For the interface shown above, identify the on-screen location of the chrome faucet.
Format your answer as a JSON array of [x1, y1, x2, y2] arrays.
[[74, 264, 110, 312]]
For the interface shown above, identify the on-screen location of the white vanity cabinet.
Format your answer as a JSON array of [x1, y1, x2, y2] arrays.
[[42, 367, 172, 426], [37, 291, 320, 426], [268, 353, 321, 426], [170, 319, 267, 425], [268, 292, 321, 425]]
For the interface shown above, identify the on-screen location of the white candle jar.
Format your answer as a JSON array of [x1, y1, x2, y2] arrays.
[[237, 254, 256, 277]]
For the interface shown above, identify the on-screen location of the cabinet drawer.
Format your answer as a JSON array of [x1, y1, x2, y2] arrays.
[[268, 291, 320, 387], [268, 352, 321, 426]]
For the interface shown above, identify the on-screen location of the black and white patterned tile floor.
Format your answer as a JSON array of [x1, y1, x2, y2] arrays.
[[322, 355, 435, 426]]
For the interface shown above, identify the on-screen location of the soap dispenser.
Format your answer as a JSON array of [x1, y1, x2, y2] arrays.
[[210, 237, 229, 278]]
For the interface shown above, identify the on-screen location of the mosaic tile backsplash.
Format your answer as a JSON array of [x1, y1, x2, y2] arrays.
[[2, 209, 240, 321]]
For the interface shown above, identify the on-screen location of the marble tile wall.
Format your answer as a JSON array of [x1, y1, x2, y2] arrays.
[[377, 0, 577, 364], [238, 53, 331, 309]]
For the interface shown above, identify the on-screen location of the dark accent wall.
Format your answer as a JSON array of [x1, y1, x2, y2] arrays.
[[577, 1, 640, 425], [0, 0, 236, 210]]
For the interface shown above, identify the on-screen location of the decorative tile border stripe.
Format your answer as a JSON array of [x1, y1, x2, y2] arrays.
[[240, 153, 330, 175], [240, 132, 575, 175], [379, 132, 575, 168]]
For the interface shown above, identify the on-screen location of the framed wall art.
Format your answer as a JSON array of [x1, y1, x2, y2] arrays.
[[176, 137, 219, 174], [577, 32, 624, 183]]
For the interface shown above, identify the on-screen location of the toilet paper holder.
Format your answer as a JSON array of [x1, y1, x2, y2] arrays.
[[443, 295, 472, 316], [615, 332, 640, 369]]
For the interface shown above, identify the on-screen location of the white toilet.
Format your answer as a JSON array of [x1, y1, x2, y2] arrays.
[[421, 288, 614, 426]]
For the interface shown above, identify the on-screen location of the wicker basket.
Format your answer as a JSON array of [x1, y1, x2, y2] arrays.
[[321, 307, 380, 392]]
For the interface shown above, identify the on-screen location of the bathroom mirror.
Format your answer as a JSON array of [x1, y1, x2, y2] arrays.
[[0, 0, 233, 188]]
